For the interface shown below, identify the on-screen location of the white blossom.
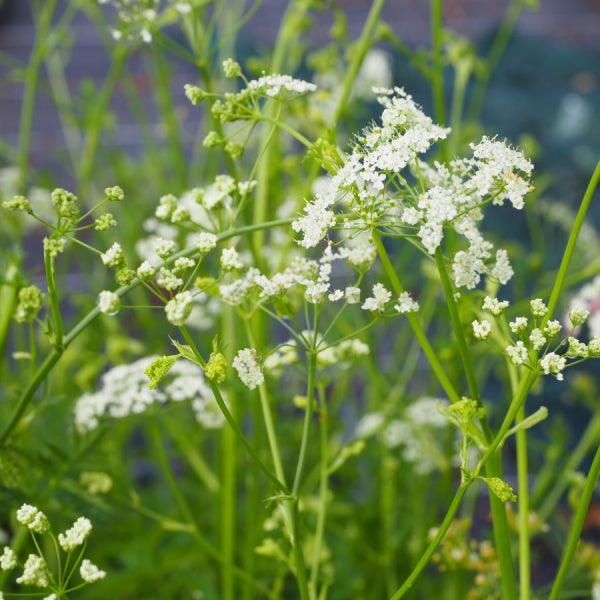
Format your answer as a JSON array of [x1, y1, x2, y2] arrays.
[[79, 559, 106, 583], [233, 348, 264, 390], [98, 291, 120, 316], [361, 283, 391, 312], [58, 517, 92, 551], [165, 291, 193, 326]]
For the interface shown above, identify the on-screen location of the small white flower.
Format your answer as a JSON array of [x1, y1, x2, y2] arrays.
[[472, 319, 491, 340], [16, 504, 49, 533], [165, 291, 193, 326], [509, 317, 528, 334], [79, 559, 106, 583], [16, 554, 48, 587], [233, 348, 264, 390], [544, 319, 562, 337], [328, 289, 344, 302], [58, 517, 92, 551], [196, 232, 218, 254], [0, 546, 17, 570], [156, 268, 183, 291], [530, 298, 548, 317], [361, 283, 391, 312], [569, 306, 590, 327], [529, 328, 547, 351], [136, 260, 156, 279], [154, 237, 177, 259], [220, 247, 243, 271], [98, 291, 120, 316], [539, 352, 566, 380], [394, 291, 419, 314], [345, 286, 361, 304], [482, 296, 509, 315], [101, 242, 124, 268], [506, 341, 528, 365]]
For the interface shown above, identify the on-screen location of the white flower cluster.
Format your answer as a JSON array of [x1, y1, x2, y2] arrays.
[[480, 296, 600, 381], [356, 397, 452, 475], [16, 504, 49, 533], [233, 348, 264, 390], [58, 517, 92, 552], [74, 356, 224, 431], [293, 88, 533, 290], [2, 504, 106, 593], [247, 74, 317, 98], [218, 244, 418, 320]]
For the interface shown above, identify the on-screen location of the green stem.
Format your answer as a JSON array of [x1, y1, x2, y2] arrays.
[[44, 249, 63, 350], [430, 0, 448, 160], [433, 249, 516, 600], [150, 44, 187, 190], [0, 259, 20, 362], [389, 481, 470, 599], [545, 160, 600, 322], [331, 0, 386, 131], [516, 403, 530, 600], [309, 384, 329, 600], [434, 249, 481, 404], [16, 0, 58, 194], [372, 231, 460, 403], [252, 0, 311, 260], [292, 350, 317, 496], [179, 326, 286, 492], [221, 306, 237, 600], [77, 44, 128, 201], [547, 443, 600, 600]]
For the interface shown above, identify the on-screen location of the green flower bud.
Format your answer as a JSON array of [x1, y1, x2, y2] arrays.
[[105, 185, 124, 201], [94, 213, 117, 231], [2, 195, 30, 212], [184, 84, 208, 105], [14, 285, 44, 323], [205, 351, 227, 383], [481, 476, 517, 502], [145, 354, 180, 390]]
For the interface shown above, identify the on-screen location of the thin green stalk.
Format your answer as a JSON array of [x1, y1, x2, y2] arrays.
[[179, 326, 287, 492], [245, 324, 287, 487], [545, 160, 600, 321], [292, 351, 317, 496], [0, 259, 20, 362], [77, 44, 128, 201], [44, 249, 63, 350], [430, 0, 448, 160], [331, 0, 386, 130], [433, 249, 516, 600], [547, 443, 600, 600], [17, 0, 58, 194], [372, 231, 460, 403], [147, 414, 267, 594], [309, 384, 329, 600], [150, 44, 187, 189], [389, 481, 470, 599], [515, 404, 530, 600], [252, 0, 311, 260], [433, 249, 481, 404], [221, 306, 237, 600], [447, 62, 470, 157]]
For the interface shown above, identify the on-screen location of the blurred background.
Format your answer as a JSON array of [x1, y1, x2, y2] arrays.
[[1, 0, 599, 202]]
